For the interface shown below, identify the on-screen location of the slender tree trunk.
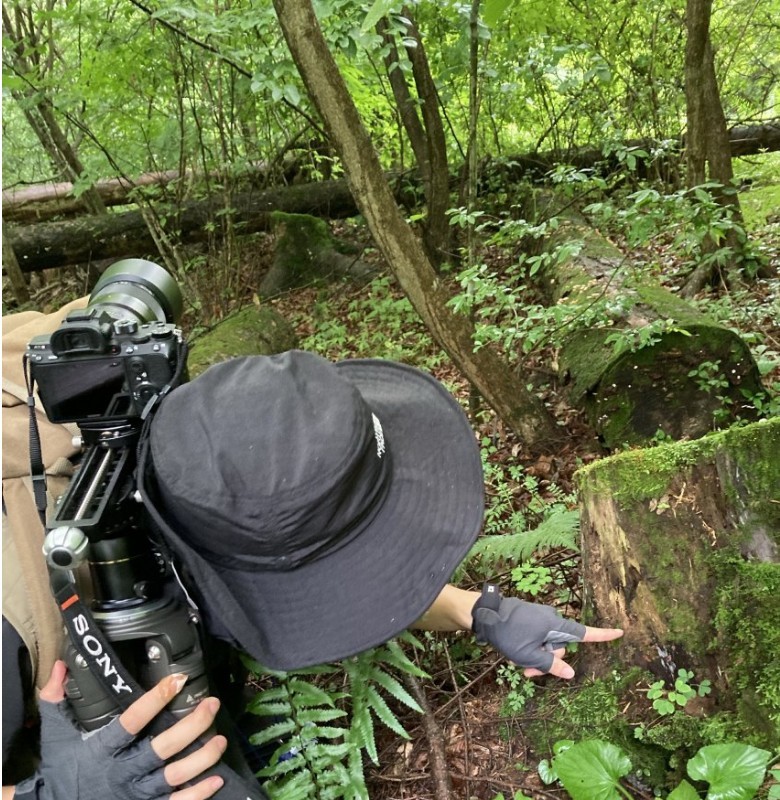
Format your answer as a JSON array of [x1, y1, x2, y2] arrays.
[[376, 12, 451, 267], [2, 3, 106, 218], [271, 0, 560, 451], [682, 0, 744, 296]]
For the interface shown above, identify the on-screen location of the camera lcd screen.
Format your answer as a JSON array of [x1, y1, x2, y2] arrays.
[[33, 357, 126, 423]]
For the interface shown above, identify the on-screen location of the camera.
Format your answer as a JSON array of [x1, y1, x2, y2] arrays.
[[28, 259, 209, 731], [26, 258, 185, 424]]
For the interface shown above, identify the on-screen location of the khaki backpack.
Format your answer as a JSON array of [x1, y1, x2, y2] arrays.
[[2, 299, 87, 689]]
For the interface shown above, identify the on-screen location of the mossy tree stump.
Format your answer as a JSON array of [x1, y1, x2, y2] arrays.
[[259, 211, 376, 297], [538, 221, 764, 448], [577, 417, 780, 746]]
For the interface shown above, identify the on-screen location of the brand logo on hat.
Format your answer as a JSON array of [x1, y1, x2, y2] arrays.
[[372, 413, 386, 459]]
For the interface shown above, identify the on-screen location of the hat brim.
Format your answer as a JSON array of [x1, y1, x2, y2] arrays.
[[145, 359, 484, 670]]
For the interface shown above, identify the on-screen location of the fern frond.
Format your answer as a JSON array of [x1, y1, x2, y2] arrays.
[[287, 678, 338, 708], [366, 685, 410, 738], [467, 507, 580, 570], [249, 719, 296, 747], [295, 707, 347, 726], [349, 704, 376, 763], [381, 637, 428, 678], [369, 666, 422, 713]]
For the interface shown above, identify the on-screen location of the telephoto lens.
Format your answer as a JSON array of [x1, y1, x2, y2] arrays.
[[88, 258, 183, 326]]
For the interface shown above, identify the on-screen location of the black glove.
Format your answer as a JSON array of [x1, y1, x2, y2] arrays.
[[471, 583, 586, 673], [14, 697, 267, 800]]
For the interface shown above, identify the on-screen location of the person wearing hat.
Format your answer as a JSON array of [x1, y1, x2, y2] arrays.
[[141, 350, 623, 677], [3, 344, 621, 799]]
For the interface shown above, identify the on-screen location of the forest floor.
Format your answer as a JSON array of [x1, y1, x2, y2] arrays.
[[8, 205, 779, 800], [264, 218, 780, 800]]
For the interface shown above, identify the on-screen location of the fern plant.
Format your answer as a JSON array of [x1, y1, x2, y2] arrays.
[[243, 633, 427, 799], [466, 506, 580, 575]]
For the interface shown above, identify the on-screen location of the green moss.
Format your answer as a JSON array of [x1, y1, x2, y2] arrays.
[[633, 284, 713, 328], [576, 416, 780, 508], [712, 556, 780, 748], [187, 305, 298, 376]]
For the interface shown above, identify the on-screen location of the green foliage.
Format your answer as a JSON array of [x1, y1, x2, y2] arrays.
[[510, 563, 553, 597], [713, 557, 780, 744], [644, 669, 712, 718], [467, 506, 579, 574], [495, 664, 536, 715], [554, 739, 633, 800], [584, 181, 764, 277], [301, 276, 439, 365], [244, 633, 427, 799], [546, 739, 772, 800]]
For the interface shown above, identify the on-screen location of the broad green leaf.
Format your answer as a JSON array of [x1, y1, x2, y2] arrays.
[[668, 780, 701, 800], [361, 0, 397, 32], [686, 743, 771, 800], [483, 0, 514, 26], [554, 740, 632, 800]]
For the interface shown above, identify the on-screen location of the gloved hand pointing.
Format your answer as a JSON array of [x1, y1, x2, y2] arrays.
[[471, 584, 623, 679]]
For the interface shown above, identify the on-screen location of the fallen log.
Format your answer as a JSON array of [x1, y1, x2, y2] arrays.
[[5, 121, 777, 225], [578, 417, 780, 748], [5, 180, 362, 273], [535, 218, 764, 448]]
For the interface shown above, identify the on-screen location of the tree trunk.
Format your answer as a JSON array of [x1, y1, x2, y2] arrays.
[[538, 220, 764, 448], [376, 12, 451, 266], [271, 0, 561, 451], [2, 4, 107, 218], [578, 417, 780, 747], [682, 0, 745, 296], [4, 180, 363, 273]]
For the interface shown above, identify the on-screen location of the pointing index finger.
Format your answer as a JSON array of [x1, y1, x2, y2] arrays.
[[581, 626, 624, 643]]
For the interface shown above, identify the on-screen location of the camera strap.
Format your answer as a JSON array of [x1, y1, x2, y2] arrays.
[[50, 572, 141, 708], [22, 355, 49, 527]]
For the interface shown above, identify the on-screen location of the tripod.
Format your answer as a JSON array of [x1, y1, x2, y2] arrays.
[[43, 417, 209, 731]]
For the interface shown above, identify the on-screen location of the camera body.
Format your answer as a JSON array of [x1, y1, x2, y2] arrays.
[[27, 313, 184, 424], [26, 258, 185, 425]]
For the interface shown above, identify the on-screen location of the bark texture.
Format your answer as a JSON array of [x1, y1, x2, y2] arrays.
[[682, 0, 744, 296], [578, 417, 780, 747]]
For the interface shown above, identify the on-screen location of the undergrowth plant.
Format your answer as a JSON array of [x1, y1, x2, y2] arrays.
[[244, 633, 427, 799], [539, 739, 774, 800], [301, 276, 439, 365]]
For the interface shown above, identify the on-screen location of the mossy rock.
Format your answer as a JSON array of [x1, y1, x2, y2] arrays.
[[187, 305, 298, 377], [558, 284, 764, 448]]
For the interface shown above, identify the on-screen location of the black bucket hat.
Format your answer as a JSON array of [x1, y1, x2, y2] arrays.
[[141, 351, 484, 670]]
